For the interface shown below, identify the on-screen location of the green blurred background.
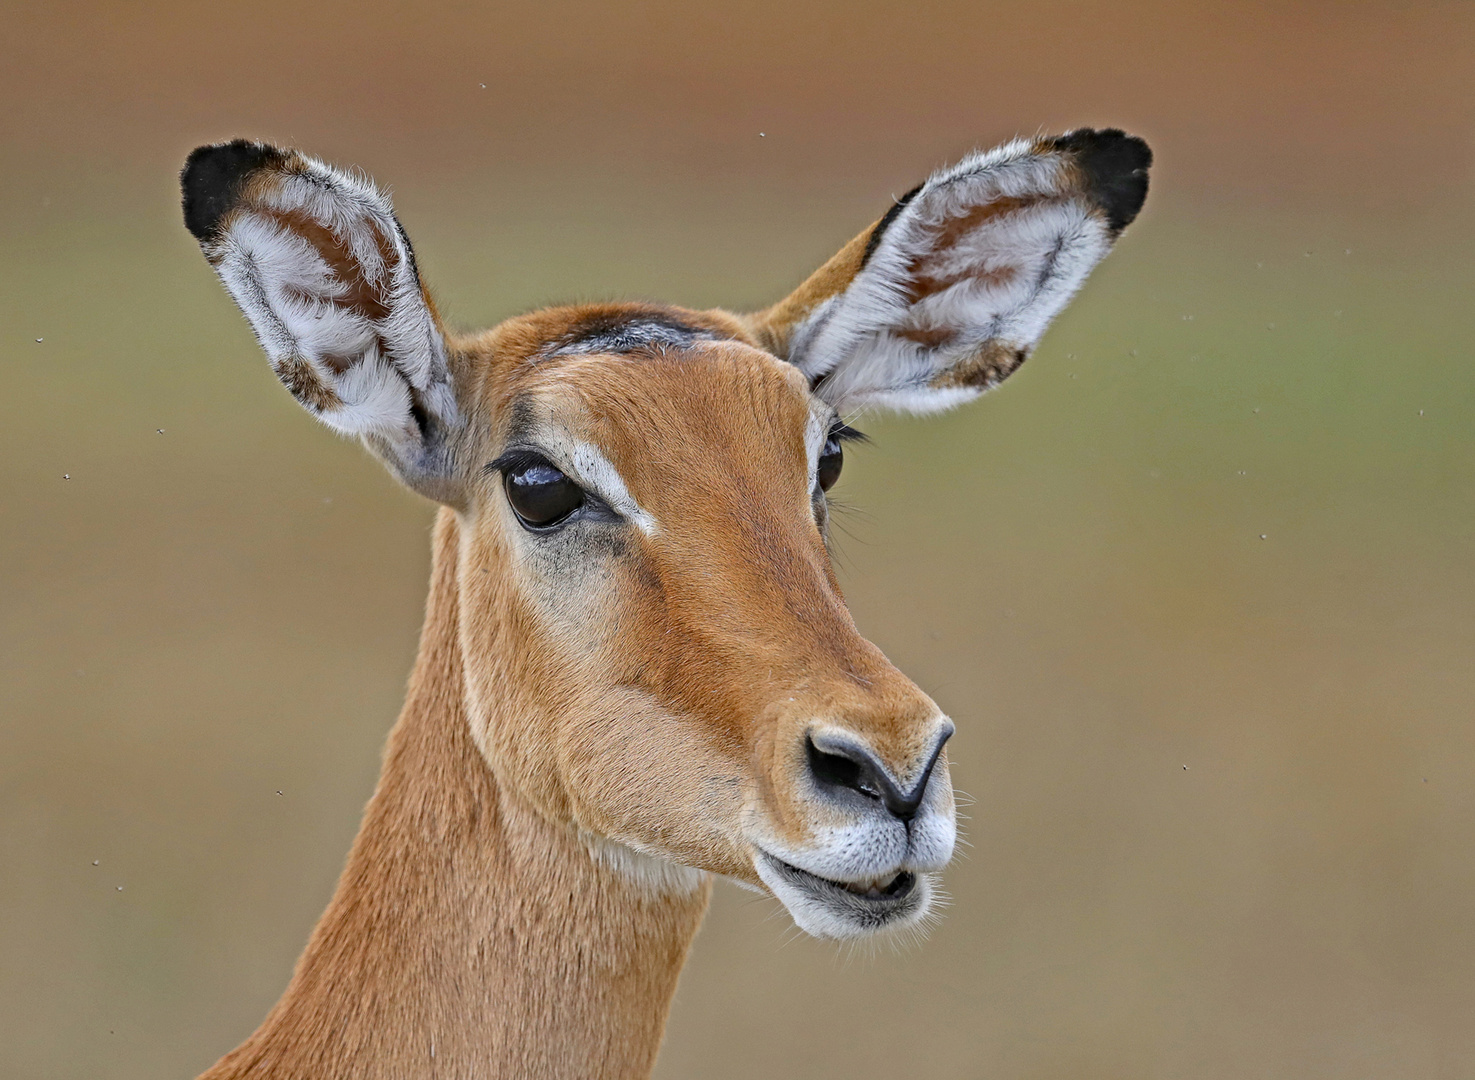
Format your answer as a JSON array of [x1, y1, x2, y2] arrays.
[[3, 1, 1473, 1076]]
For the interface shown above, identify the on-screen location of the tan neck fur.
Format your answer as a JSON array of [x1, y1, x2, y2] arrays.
[[201, 509, 713, 1079]]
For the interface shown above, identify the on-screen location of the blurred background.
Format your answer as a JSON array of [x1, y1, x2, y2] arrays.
[[3, 1, 1473, 1077]]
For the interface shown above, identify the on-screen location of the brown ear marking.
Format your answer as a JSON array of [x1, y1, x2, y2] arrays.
[[926, 342, 1029, 391], [181, 139, 289, 243], [1041, 127, 1153, 236], [261, 206, 399, 325], [273, 354, 344, 412]]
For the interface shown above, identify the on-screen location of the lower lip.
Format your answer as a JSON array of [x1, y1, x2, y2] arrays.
[[765, 853, 918, 906]]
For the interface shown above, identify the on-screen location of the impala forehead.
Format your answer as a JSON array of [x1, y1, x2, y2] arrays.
[[496, 344, 835, 512]]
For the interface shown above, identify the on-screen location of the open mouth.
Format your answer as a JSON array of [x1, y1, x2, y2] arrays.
[[785, 862, 916, 901], [754, 849, 927, 937]]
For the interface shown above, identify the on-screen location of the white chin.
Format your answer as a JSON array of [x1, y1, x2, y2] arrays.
[[754, 850, 934, 940]]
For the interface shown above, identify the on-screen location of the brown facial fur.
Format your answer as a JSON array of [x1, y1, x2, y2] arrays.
[[447, 314, 944, 878]]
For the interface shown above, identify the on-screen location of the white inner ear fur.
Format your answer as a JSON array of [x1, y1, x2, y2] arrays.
[[207, 154, 456, 442], [791, 138, 1117, 414]]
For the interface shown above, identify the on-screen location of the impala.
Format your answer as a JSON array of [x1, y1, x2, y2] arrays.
[[180, 127, 1150, 1078]]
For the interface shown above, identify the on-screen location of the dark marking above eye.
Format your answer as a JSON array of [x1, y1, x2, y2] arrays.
[[546, 311, 724, 356]]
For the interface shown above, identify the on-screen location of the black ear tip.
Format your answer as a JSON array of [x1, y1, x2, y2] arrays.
[[180, 139, 286, 242], [1050, 128, 1153, 235]]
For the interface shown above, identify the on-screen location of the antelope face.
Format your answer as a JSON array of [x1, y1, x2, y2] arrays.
[[453, 310, 957, 937], [181, 130, 1149, 938]]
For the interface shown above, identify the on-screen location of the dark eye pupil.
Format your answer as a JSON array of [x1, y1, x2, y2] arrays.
[[504, 462, 584, 528], [817, 438, 843, 492]]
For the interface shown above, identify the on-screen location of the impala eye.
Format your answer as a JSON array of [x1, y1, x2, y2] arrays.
[[817, 435, 844, 492], [502, 458, 584, 529]]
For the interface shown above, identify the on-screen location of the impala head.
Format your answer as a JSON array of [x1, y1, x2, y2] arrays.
[[181, 130, 1149, 939]]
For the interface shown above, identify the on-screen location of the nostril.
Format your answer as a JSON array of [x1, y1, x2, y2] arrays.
[[805, 737, 882, 802], [805, 726, 952, 823]]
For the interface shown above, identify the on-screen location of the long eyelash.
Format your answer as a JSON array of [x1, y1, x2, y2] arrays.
[[486, 448, 617, 525], [486, 447, 556, 476], [830, 422, 868, 444], [822, 496, 868, 570]]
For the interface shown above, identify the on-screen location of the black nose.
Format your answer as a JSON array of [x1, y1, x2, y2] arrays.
[[805, 725, 952, 822]]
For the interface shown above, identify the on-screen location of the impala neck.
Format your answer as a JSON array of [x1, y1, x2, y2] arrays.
[[201, 509, 713, 1080]]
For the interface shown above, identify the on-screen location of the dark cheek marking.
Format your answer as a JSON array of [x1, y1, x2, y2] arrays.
[[529, 524, 630, 577]]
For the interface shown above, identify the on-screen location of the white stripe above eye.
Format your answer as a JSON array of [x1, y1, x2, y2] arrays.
[[568, 441, 659, 537], [804, 409, 830, 492]]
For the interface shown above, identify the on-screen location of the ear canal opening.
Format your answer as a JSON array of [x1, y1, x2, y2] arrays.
[[408, 396, 433, 443]]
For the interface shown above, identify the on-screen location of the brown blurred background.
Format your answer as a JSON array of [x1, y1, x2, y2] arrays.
[[3, 1, 1474, 1077]]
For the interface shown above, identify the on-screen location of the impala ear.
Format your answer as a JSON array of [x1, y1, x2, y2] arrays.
[[181, 139, 461, 496], [748, 128, 1151, 413]]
